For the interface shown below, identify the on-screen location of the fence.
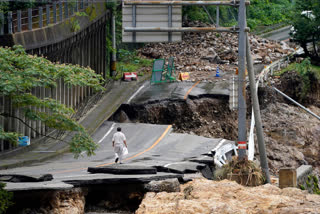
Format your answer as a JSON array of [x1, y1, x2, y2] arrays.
[[0, 79, 94, 152], [0, 0, 95, 35]]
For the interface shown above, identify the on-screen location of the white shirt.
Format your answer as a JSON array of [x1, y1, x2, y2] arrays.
[[112, 132, 126, 146]]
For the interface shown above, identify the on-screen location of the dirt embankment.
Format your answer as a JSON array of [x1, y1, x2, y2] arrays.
[[257, 72, 320, 175], [111, 96, 237, 140], [136, 179, 320, 214]]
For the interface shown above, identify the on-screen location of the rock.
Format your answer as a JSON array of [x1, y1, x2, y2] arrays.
[[136, 179, 320, 214], [138, 27, 295, 81], [144, 178, 181, 193]]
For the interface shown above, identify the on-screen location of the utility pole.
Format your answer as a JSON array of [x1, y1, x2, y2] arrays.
[[245, 33, 271, 183], [237, 0, 247, 160]]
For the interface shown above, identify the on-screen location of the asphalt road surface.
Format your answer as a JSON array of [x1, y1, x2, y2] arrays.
[[263, 26, 291, 42], [2, 81, 232, 191]]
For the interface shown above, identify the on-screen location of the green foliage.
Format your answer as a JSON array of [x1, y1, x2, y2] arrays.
[[85, 5, 97, 21], [0, 45, 105, 158], [296, 58, 314, 97], [299, 184, 306, 190], [249, 0, 293, 27], [289, 0, 320, 59], [0, 183, 13, 214], [66, 12, 88, 32], [182, 0, 294, 30], [113, 49, 152, 80]]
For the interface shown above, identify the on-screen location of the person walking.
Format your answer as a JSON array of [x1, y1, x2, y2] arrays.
[[112, 127, 127, 164]]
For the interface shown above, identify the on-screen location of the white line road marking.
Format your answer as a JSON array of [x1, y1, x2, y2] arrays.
[[80, 123, 116, 156], [98, 123, 116, 144], [127, 85, 145, 103]]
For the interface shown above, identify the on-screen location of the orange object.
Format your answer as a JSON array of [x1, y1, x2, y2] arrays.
[[179, 72, 190, 81]]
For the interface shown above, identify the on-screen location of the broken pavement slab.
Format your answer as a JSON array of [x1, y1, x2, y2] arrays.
[[4, 181, 73, 191], [160, 161, 207, 174], [0, 174, 53, 182], [88, 165, 157, 175]]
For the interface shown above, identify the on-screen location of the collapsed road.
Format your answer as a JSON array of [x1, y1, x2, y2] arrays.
[[1, 80, 236, 213]]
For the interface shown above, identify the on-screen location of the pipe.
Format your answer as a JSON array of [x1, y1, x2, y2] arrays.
[[124, 26, 250, 32], [124, 1, 251, 6], [273, 87, 320, 121]]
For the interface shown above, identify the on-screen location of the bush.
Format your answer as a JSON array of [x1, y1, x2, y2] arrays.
[[0, 183, 13, 214]]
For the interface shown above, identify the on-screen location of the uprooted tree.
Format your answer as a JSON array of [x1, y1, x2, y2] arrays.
[[0, 45, 105, 158]]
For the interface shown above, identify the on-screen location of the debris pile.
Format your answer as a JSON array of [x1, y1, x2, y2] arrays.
[[139, 21, 295, 81], [136, 179, 320, 214]]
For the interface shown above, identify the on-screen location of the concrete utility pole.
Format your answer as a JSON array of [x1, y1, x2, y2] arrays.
[[111, 13, 116, 77], [245, 33, 271, 183], [237, 0, 247, 160]]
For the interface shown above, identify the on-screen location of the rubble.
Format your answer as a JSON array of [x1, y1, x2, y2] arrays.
[[136, 178, 320, 214], [139, 21, 295, 82]]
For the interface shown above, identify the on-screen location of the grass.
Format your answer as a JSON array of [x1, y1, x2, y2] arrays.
[[214, 156, 265, 186], [274, 62, 320, 79], [113, 54, 152, 80]]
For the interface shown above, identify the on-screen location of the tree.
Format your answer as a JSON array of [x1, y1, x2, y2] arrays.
[[0, 45, 105, 158], [290, 0, 320, 61]]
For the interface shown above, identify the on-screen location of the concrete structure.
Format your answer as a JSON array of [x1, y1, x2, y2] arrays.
[[122, 0, 182, 42], [279, 168, 297, 188], [0, 2, 111, 153]]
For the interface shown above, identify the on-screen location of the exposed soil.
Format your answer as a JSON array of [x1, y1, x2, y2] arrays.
[[136, 178, 320, 214], [111, 96, 237, 141], [112, 72, 320, 176], [259, 74, 320, 175]]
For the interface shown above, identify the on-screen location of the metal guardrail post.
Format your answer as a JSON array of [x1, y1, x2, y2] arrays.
[[132, 5, 136, 42], [80, 0, 84, 9], [216, 6, 219, 27], [59, 1, 63, 22], [17, 10, 22, 32], [70, 3, 74, 16], [0, 12, 4, 35], [168, 5, 172, 42], [75, 1, 79, 12], [39, 7, 43, 28], [53, 2, 57, 23], [65, 0, 69, 19], [8, 11, 13, 34], [28, 8, 32, 30], [46, 5, 50, 26]]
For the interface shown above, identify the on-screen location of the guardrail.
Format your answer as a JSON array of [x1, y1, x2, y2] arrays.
[[0, 0, 94, 35], [229, 47, 300, 160], [248, 48, 300, 160]]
